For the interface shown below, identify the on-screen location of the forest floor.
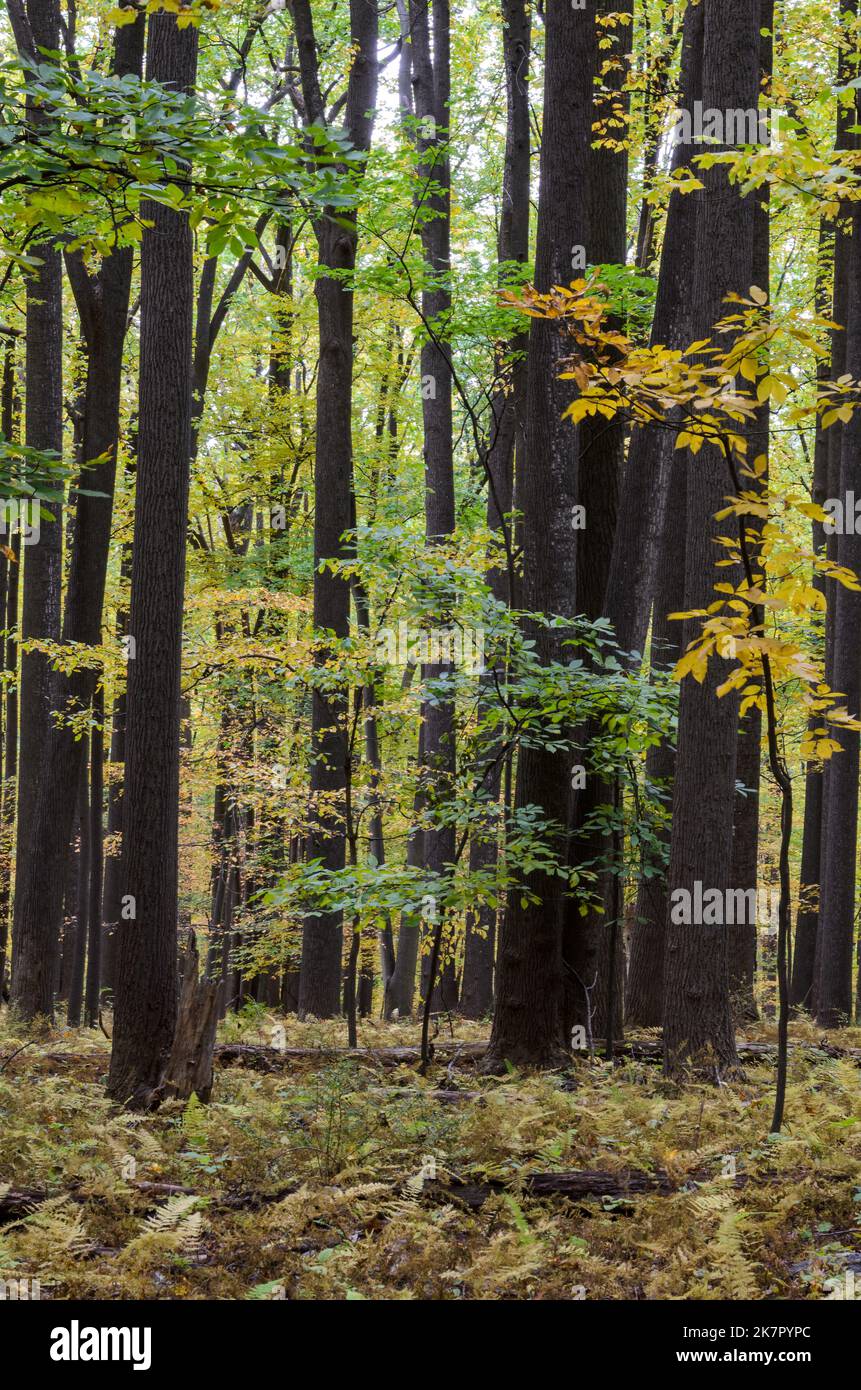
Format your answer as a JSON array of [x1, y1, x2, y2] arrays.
[[0, 1010, 859, 1300]]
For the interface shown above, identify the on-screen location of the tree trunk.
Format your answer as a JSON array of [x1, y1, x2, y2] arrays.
[[295, 0, 379, 1018], [9, 0, 64, 1019], [483, 1, 596, 1071], [108, 10, 200, 1106], [461, 0, 530, 1019], [663, 0, 759, 1077]]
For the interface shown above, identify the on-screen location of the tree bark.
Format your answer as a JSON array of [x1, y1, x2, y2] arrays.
[[9, 0, 64, 1018], [483, 1, 596, 1071], [295, 0, 379, 1018], [108, 10, 200, 1106], [663, 0, 759, 1076]]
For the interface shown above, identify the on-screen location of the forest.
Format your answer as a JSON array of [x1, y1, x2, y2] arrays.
[[0, 0, 860, 1325]]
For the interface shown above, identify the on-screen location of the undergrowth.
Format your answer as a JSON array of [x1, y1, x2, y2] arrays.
[[0, 1011, 859, 1300]]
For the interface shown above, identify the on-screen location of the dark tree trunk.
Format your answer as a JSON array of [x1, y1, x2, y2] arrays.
[[483, 2, 596, 1071], [9, 0, 64, 1019], [663, 0, 759, 1076], [817, 139, 861, 1028], [727, 0, 773, 1023], [108, 11, 200, 1106], [461, 0, 530, 1019], [815, 0, 857, 1018], [388, 722, 424, 1017], [66, 740, 90, 1029], [407, 0, 459, 1016], [10, 3, 143, 1021], [84, 684, 104, 1027], [603, 0, 704, 658], [294, 0, 379, 1019], [0, 337, 17, 988], [563, 0, 633, 1045], [624, 468, 686, 1027], [791, 220, 832, 1012]]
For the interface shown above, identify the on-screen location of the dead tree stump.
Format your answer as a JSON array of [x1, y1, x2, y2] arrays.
[[162, 932, 220, 1103]]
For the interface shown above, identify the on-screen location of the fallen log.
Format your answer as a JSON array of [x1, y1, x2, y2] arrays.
[[2, 1036, 858, 1082], [212, 1037, 861, 1070], [0, 1178, 300, 1224]]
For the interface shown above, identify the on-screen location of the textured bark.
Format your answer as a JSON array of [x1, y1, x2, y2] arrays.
[[663, 0, 759, 1076], [461, 0, 529, 1020], [161, 933, 220, 1104], [817, 174, 861, 1027], [84, 685, 104, 1028], [563, 0, 632, 1044], [0, 339, 17, 988], [791, 225, 831, 1012], [603, 0, 705, 659], [387, 721, 424, 1018], [484, 3, 596, 1071], [406, 0, 459, 1015], [727, 1, 773, 1023], [108, 12, 200, 1106], [619, 0, 705, 1029], [624, 459, 686, 1027], [66, 743, 89, 1029], [9, 0, 64, 1018], [815, 0, 858, 1018], [295, 0, 379, 1018]]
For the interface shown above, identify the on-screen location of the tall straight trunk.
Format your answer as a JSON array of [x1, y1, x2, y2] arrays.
[[816, 0, 858, 1017], [0, 337, 17, 988], [101, 506, 133, 998], [607, 0, 705, 1028], [294, 0, 379, 1019], [603, 0, 704, 659], [727, 0, 773, 1022], [791, 219, 833, 1011], [84, 684, 104, 1027], [564, 0, 633, 1044], [66, 739, 90, 1028], [817, 111, 861, 1028], [387, 720, 425, 1017], [461, 0, 530, 1019], [408, 0, 458, 1014], [663, 0, 759, 1076], [9, 0, 64, 1018], [108, 11, 200, 1105], [10, 2, 144, 1020], [625, 459, 687, 1025], [483, 2, 596, 1071]]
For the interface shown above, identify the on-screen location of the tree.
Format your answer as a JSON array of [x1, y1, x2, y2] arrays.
[[294, 0, 379, 1019], [662, 0, 761, 1077], [483, 1, 596, 1072], [108, 6, 200, 1105], [8, 0, 64, 1018]]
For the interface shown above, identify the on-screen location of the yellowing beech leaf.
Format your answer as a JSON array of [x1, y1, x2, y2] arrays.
[[749, 285, 768, 305], [674, 646, 709, 684]]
